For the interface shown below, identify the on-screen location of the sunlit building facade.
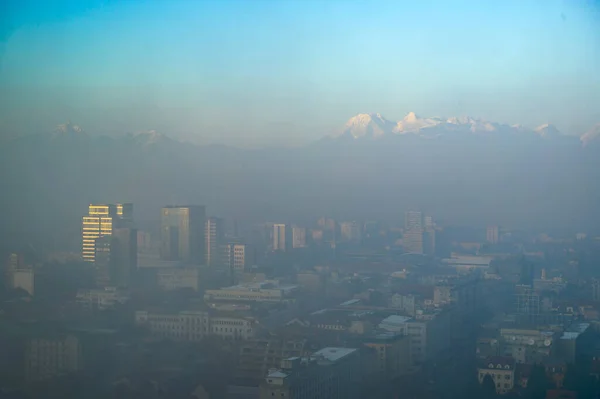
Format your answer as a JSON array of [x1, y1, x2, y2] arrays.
[[205, 217, 225, 267], [273, 224, 287, 251], [82, 203, 133, 263], [160, 205, 206, 264]]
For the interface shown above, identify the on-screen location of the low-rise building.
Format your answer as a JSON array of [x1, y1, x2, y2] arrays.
[[478, 356, 515, 395], [11, 268, 35, 296], [499, 328, 555, 364], [156, 267, 199, 291], [134, 309, 258, 342], [259, 347, 361, 399], [25, 334, 82, 382], [76, 287, 130, 310], [204, 281, 298, 303], [378, 309, 452, 370], [236, 338, 308, 382], [362, 332, 411, 380]]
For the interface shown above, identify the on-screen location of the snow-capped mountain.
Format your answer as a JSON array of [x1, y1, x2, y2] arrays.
[[534, 123, 561, 138], [581, 123, 600, 146], [338, 113, 396, 138], [393, 112, 443, 133], [53, 121, 85, 137], [335, 112, 569, 139]]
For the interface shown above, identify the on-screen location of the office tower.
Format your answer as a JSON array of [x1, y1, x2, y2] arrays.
[[486, 226, 499, 244], [424, 228, 436, 256], [221, 243, 246, 273], [160, 205, 206, 264], [112, 227, 138, 287], [340, 221, 361, 242], [424, 215, 434, 229], [291, 226, 307, 248], [405, 211, 423, 231], [423, 215, 436, 255], [94, 228, 137, 288], [82, 203, 133, 262], [273, 224, 287, 251], [403, 211, 424, 254], [205, 217, 225, 267], [94, 236, 113, 287]]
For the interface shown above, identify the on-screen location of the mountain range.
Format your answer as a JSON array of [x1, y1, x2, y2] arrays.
[[335, 112, 596, 143], [0, 114, 599, 252]]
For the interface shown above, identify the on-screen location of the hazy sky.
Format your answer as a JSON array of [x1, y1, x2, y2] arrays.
[[1, 0, 599, 145]]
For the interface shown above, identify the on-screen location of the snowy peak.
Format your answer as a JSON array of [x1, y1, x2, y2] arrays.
[[403, 112, 419, 123], [534, 123, 561, 138], [340, 113, 395, 138], [394, 112, 443, 133], [334, 112, 599, 144], [53, 121, 86, 137], [581, 123, 600, 146]]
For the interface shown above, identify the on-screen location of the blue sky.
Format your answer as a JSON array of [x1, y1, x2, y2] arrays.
[[0, 0, 599, 145]]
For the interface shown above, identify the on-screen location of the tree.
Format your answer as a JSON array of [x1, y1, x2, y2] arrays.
[[526, 364, 551, 399], [481, 374, 498, 399], [563, 363, 596, 399]]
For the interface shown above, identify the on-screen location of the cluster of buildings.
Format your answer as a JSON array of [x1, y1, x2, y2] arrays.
[[4, 203, 600, 399]]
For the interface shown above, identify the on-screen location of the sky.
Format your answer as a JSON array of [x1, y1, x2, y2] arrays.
[[0, 0, 599, 146]]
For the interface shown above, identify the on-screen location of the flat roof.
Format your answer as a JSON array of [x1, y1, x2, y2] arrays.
[[379, 315, 412, 326], [266, 370, 288, 378], [313, 347, 356, 363]]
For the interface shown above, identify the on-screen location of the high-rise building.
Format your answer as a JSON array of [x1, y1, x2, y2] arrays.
[[160, 206, 206, 264], [94, 228, 137, 288], [423, 215, 436, 255], [405, 211, 423, 231], [424, 215, 434, 230], [221, 243, 246, 273], [340, 221, 361, 242], [291, 226, 307, 248], [82, 203, 132, 262], [205, 217, 225, 267], [486, 226, 499, 244], [424, 228, 436, 255], [403, 211, 424, 254], [273, 224, 287, 252], [112, 227, 138, 287]]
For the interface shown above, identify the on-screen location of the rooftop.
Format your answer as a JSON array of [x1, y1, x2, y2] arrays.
[[218, 281, 298, 293], [313, 347, 357, 363], [379, 315, 412, 326]]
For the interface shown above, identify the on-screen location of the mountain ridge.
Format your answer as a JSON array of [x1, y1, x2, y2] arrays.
[[336, 112, 594, 144]]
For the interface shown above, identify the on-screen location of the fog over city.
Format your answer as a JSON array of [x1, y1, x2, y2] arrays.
[[1, 1, 600, 399]]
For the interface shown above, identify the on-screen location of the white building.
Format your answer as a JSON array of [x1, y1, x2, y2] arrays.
[[487, 226, 499, 244], [204, 281, 298, 303], [11, 268, 35, 296], [292, 227, 307, 248], [273, 224, 287, 251], [156, 267, 199, 291], [134, 310, 258, 341], [76, 287, 130, 310], [221, 243, 247, 272], [478, 356, 515, 395]]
